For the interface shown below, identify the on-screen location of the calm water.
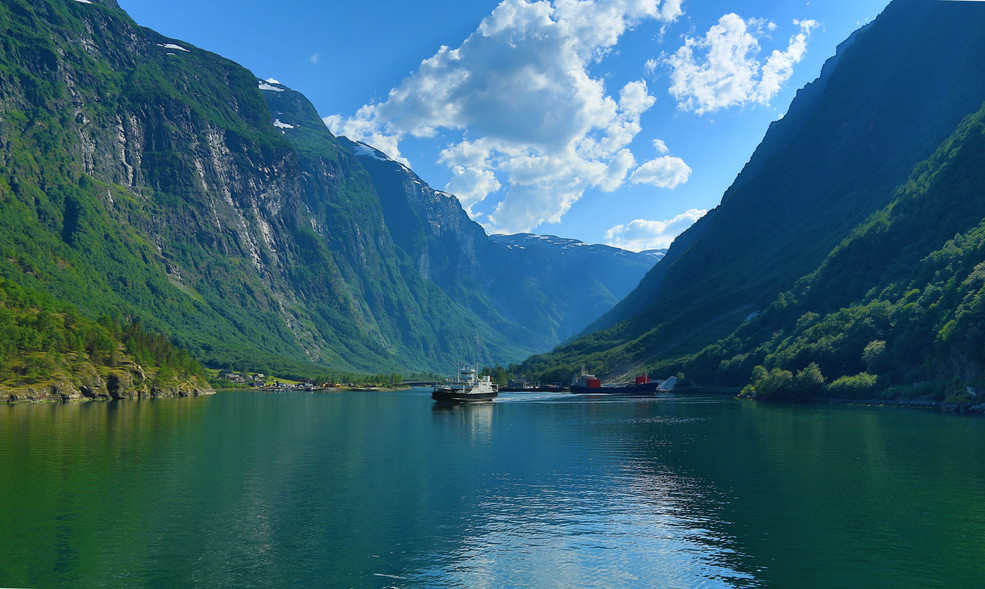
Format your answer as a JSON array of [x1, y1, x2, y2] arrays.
[[1, 390, 984, 587]]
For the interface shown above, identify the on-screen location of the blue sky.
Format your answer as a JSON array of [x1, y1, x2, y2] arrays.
[[119, 0, 891, 250]]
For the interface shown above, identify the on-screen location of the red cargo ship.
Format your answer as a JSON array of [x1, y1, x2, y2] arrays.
[[569, 371, 675, 394]]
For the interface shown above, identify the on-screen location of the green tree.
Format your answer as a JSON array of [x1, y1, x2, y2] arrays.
[[792, 362, 825, 399], [862, 340, 887, 373], [826, 373, 878, 398]]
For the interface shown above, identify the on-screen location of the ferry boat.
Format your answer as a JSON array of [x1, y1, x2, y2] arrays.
[[570, 371, 677, 394], [432, 364, 498, 403]]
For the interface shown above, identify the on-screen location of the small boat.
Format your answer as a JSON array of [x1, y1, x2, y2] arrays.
[[570, 371, 677, 394], [432, 364, 498, 403]]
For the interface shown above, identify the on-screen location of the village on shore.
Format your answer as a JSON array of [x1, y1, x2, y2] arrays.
[[212, 369, 410, 392]]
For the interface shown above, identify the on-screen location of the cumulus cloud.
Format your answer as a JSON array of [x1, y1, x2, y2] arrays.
[[446, 166, 502, 214], [666, 14, 818, 114], [605, 208, 708, 251], [324, 0, 687, 234], [324, 110, 409, 167], [629, 155, 691, 188]]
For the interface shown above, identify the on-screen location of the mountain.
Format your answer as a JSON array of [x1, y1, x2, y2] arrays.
[[712, 100, 985, 401], [0, 0, 654, 379], [485, 234, 662, 343], [524, 0, 985, 393], [326, 134, 663, 350]]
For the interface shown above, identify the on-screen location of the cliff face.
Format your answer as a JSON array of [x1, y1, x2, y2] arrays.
[[0, 0, 657, 375], [1, 0, 511, 373]]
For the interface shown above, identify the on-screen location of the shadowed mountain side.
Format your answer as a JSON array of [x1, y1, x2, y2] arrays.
[[527, 0, 985, 383]]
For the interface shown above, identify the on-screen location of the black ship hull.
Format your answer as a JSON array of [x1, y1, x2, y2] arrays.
[[432, 388, 498, 403]]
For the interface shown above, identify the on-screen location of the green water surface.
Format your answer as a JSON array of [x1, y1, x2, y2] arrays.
[[1, 390, 983, 587]]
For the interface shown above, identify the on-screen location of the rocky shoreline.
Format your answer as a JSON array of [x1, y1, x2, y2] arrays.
[[1, 360, 214, 403], [691, 387, 985, 415], [822, 397, 985, 415]]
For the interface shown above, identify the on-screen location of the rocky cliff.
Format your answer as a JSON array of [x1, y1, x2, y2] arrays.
[[0, 357, 213, 403]]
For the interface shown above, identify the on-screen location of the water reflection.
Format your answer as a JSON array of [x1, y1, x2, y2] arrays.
[[407, 394, 760, 587], [431, 401, 494, 442], [3, 391, 984, 587], [0, 396, 214, 587]]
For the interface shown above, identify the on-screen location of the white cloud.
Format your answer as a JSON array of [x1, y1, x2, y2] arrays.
[[324, 110, 410, 166], [446, 166, 502, 213], [652, 138, 669, 153], [605, 208, 707, 251], [324, 0, 687, 234], [310, 53, 321, 65], [666, 14, 818, 114], [629, 155, 691, 188], [489, 182, 583, 232], [757, 19, 817, 100]]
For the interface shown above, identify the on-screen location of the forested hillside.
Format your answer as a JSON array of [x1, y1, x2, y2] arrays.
[[695, 103, 985, 401], [0, 277, 211, 401]]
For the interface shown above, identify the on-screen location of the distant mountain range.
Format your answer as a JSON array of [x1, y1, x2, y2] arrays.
[[0, 0, 657, 383], [524, 0, 985, 400]]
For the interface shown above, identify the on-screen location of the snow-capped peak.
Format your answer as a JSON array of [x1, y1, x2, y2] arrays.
[[352, 142, 390, 162]]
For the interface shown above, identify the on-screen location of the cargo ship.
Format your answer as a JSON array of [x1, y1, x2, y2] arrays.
[[570, 371, 676, 394], [432, 364, 498, 403]]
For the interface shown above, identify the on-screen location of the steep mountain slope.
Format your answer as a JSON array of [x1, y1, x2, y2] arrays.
[[261, 84, 665, 357], [526, 0, 985, 383], [331, 136, 662, 348], [0, 0, 498, 374], [0, 0, 656, 376], [333, 137, 541, 352], [698, 100, 985, 399]]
